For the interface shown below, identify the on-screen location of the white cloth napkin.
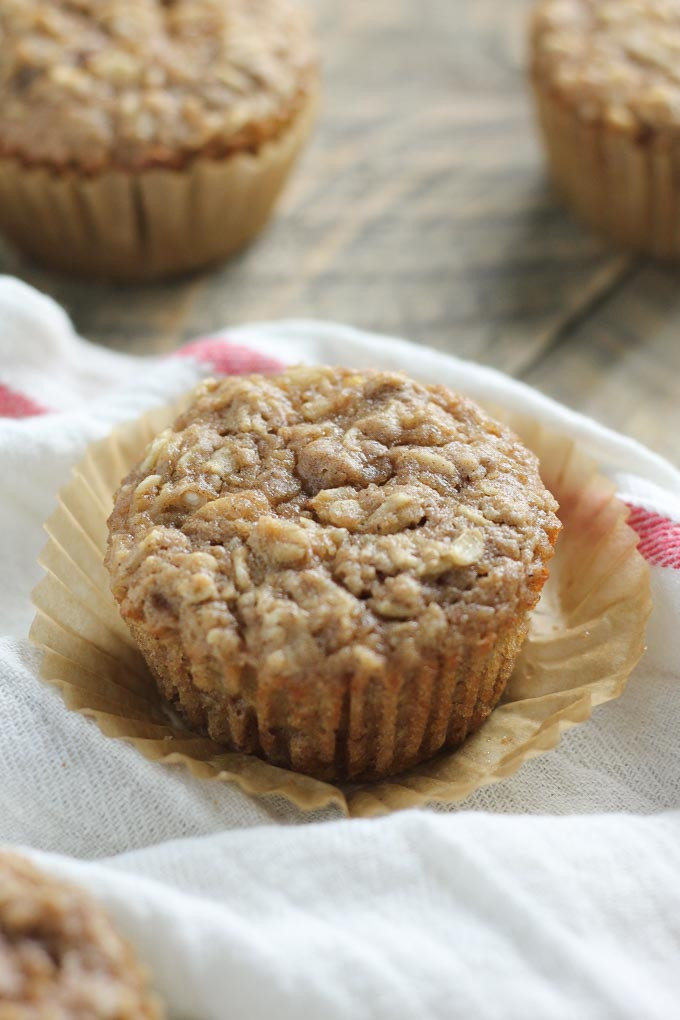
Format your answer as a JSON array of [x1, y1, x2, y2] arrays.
[[1, 276, 679, 1019]]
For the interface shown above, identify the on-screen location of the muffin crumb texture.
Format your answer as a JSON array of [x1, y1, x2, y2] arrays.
[[532, 0, 680, 132], [107, 367, 560, 782], [0, 0, 316, 170], [0, 852, 162, 1018]]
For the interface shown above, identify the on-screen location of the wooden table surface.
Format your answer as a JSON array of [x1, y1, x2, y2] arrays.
[[1, 0, 678, 465]]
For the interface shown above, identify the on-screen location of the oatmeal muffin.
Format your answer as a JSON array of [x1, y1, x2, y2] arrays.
[[0, 0, 317, 280], [0, 852, 163, 1018], [106, 367, 560, 783], [531, 0, 680, 257]]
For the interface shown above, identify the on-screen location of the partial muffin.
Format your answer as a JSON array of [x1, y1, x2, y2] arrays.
[[0, 852, 163, 1018], [530, 0, 680, 257], [0, 0, 317, 280], [106, 367, 560, 783]]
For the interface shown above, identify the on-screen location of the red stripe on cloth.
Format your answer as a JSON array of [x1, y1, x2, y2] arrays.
[[0, 383, 48, 418], [173, 338, 283, 376], [626, 504, 680, 570]]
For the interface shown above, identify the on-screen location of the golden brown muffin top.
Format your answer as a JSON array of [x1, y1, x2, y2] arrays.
[[531, 0, 680, 133], [107, 368, 559, 699], [0, 0, 317, 172], [0, 852, 163, 1019]]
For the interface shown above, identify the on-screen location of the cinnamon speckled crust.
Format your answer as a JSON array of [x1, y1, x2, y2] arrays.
[[0, 853, 163, 1019], [0, 0, 317, 172], [532, 0, 680, 133], [106, 367, 560, 782]]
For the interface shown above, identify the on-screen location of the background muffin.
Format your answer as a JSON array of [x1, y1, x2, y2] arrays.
[[0, 852, 163, 1018], [106, 367, 560, 783], [531, 0, 680, 258], [0, 0, 318, 280]]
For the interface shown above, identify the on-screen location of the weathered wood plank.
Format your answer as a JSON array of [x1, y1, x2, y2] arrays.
[[523, 262, 680, 464]]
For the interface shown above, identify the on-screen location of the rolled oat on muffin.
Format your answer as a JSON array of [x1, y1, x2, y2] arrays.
[[0, 0, 318, 280], [106, 367, 560, 783], [530, 0, 680, 257], [0, 851, 163, 1018]]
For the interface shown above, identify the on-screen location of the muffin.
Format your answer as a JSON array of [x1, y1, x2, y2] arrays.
[[106, 367, 560, 783], [0, 852, 163, 1018], [0, 0, 318, 281], [530, 0, 680, 257]]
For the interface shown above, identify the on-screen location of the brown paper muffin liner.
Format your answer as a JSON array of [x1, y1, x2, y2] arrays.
[[29, 398, 651, 817], [532, 78, 679, 259], [0, 96, 317, 283]]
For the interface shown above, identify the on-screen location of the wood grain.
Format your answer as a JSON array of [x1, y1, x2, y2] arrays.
[[0, 0, 677, 463]]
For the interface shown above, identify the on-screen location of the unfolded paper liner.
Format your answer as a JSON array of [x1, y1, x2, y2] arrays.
[[0, 95, 317, 282], [532, 77, 679, 259], [29, 397, 652, 818]]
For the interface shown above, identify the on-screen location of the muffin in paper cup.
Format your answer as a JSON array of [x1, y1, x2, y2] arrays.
[[104, 368, 561, 784], [0, 0, 318, 281], [29, 377, 651, 816], [530, 0, 680, 258]]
